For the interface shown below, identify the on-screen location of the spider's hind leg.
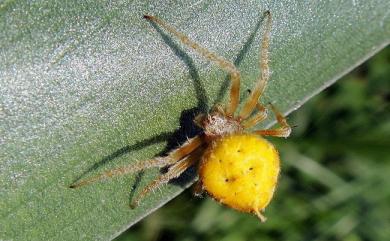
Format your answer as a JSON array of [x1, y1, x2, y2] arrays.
[[131, 147, 204, 208], [241, 103, 268, 129], [69, 136, 204, 188]]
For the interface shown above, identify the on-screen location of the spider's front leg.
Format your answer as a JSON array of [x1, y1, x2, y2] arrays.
[[239, 11, 272, 119], [254, 103, 291, 138], [241, 103, 268, 128], [144, 15, 241, 117], [69, 135, 204, 188]]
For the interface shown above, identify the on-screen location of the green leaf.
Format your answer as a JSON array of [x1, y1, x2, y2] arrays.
[[1, 0, 389, 240]]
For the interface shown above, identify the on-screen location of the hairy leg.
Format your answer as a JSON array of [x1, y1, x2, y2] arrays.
[[144, 15, 241, 117], [131, 147, 204, 208], [254, 103, 291, 138], [239, 11, 272, 119], [70, 135, 204, 188], [192, 180, 204, 197], [241, 103, 268, 129]]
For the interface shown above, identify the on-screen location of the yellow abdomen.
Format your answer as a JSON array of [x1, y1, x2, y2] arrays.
[[199, 134, 280, 220]]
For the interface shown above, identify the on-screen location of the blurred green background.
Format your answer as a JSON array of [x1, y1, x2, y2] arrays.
[[115, 46, 389, 241]]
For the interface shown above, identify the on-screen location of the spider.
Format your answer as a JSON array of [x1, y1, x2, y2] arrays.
[[70, 11, 291, 222]]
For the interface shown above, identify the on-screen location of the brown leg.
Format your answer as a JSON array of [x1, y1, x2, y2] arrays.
[[241, 103, 268, 129], [254, 103, 291, 138], [144, 15, 241, 117], [192, 180, 204, 197], [193, 113, 206, 128], [239, 11, 272, 119], [131, 147, 204, 208], [70, 135, 204, 188]]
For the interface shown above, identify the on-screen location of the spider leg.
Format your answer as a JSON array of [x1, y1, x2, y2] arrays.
[[193, 113, 206, 128], [192, 180, 204, 197], [254, 103, 291, 138], [241, 103, 268, 129], [239, 11, 272, 119], [69, 135, 204, 188], [130, 147, 204, 208], [144, 15, 241, 117]]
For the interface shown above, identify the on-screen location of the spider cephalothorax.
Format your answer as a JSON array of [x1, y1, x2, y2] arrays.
[[70, 11, 291, 222], [199, 106, 243, 141]]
